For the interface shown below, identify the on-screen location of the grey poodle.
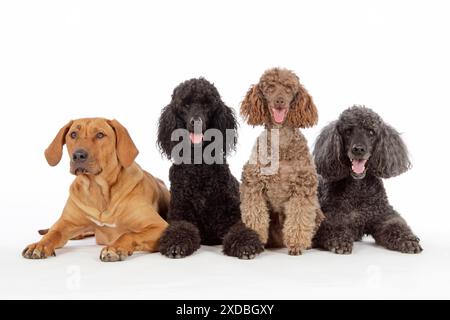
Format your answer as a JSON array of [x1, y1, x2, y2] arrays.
[[312, 105, 422, 254]]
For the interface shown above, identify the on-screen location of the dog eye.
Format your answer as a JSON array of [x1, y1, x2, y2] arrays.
[[70, 132, 77, 139], [96, 132, 105, 139], [345, 128, 353, 136], [368, 129, 375, 136]]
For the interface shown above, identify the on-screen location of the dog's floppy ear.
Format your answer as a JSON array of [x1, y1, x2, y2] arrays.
[[45, 120, 74, 166], [212, 100, 238, 155], [108, 119, 139, 168], [287, 84, 318, 128], [157, 104, 180, 159], [240, 84, 266, 126], [370, 123, 411, 178], [313, 121, 348, 181]]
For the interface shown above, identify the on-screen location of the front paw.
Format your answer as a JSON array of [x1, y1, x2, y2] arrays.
[[161, 244, 193, 259], [159, 221, 201, 259], [398, 239, 423, 254], [325, 239, 353, 255], [100, 246, 130, 262], [288, 247, 303, 256], [236, 243, 263, 260], [22, 243, 56, 259], [222, 223, 264, 259]]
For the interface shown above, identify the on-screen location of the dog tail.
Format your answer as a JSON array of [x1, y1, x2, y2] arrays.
[[38, 229, 95, 240]]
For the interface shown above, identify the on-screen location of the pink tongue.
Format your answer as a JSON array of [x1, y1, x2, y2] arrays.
[[352, 159, 367, 174], [189, 133, 203, 144], [272, 108, 286, 123]]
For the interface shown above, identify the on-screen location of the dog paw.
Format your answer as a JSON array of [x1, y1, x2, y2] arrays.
[[288, 247, 303, 256], [236, 244, 262, 260], [100, 247, 129, 262], [325, 239, 353, 255], [398, 239, 423, 254], [162, 244, 191, 259], [22, 243, 56, 259], [222, 224, 264, 259], [159, 221, 201, 259]]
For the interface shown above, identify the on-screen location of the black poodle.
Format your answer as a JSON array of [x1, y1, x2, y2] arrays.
[[312, 105, 422, 254], [156, 78, 264, 259]]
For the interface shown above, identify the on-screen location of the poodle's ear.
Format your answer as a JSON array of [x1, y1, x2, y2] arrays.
[[313, 121, 348, 181], [240, 84, 267, 126], [370, 123, 411, 178], [211, 100, 238, 154], [157, 104, 179, 159], [287, 84, 318, 128], [45, 120, 73, 166]]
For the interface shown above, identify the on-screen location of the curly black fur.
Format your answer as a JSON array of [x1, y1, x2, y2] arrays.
[[158, 221, 201, 258], [223, 222, 264, 259], [157, 78, 263, 259], [312, 105, 422, 254]]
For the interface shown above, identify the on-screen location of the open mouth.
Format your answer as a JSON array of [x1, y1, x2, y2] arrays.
[[350, 158, 368, 179], [272, 108, 287, 124], [189, 132, 204, 144]]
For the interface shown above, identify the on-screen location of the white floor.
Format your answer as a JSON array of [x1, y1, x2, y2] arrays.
[[1, 0, 450, 302], [2, 228, 449, 300]]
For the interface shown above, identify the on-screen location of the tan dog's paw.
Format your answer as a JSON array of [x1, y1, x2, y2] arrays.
[[22, 243, 56, 259], [100, 247, 130, 262], [288, 247, 303, 256]]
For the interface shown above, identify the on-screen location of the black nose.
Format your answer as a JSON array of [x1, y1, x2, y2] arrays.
[[275, 96, 285, 107], [72, 149, 88, 163], [351, 144, 366, 156]]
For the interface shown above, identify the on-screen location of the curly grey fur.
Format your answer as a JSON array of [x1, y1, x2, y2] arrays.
[[312, 105, 422, 254]]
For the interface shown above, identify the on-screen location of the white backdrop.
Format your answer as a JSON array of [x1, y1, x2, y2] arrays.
[[0, 0, 449, 299]]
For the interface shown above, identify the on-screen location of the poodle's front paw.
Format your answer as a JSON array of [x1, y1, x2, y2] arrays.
[[100, 246, 130, 262], [325, 239, 353, 255], [159, 221, 201, 259], [288, 247, 303, 256], [398, 239, 423, 254], [222, 223, 264, 259], [162, 244, 193, 259], [236, 243, 263, 260], [22, 242, 56, 259]]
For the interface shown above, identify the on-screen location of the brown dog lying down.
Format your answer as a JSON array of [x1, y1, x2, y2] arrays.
[[22, 118, 169, 262]]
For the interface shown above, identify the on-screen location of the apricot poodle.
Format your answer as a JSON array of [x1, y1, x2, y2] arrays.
[[240, 68, 324, 255]]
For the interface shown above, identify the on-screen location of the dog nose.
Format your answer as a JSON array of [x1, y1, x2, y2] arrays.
[[275, 96, 285, 107], [351, 144, 366, 156], [72, 149, 88, 163]]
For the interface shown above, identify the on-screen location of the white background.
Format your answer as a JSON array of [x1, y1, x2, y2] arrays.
[[0, 0, 449, 300]]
